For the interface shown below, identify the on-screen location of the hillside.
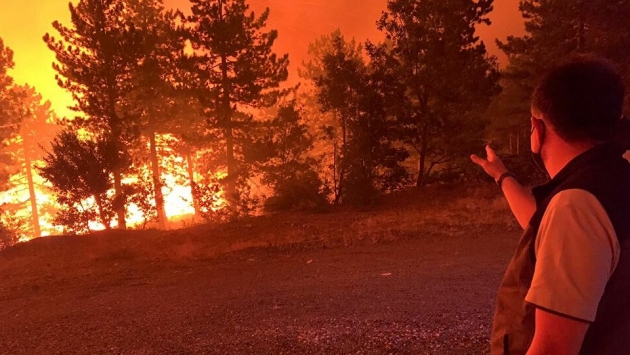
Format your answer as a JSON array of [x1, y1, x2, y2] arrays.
[[0, 185, 520, 354]]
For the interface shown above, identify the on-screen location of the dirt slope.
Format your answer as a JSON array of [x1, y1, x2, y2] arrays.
[[0, 186, 519, 354]]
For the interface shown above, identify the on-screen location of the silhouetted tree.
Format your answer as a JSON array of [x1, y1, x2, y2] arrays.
[[3, 85, 59, 238], [39, 130, 128, 233], [298, 30, 363, 135], [122, 0, 188, 229], [0, 39, 26, 243], [125, 168, 159, 230], [167, 105, 209, 219], [376, 0, 501, 186], [186, 0, 289, 213], [251, 103, 327, 211], [313, 35, 362, 204], [316, 35, 409, 205], [44, 0, 142, 229], [0, 206, 18, 250], [0, 38, 21, 190], [299, 31, 363, 191], [498, 0, 630, 123], [0, 38, 16, 128]]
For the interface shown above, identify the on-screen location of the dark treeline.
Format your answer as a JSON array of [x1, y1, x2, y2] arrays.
[[2, 0, 630, 246]]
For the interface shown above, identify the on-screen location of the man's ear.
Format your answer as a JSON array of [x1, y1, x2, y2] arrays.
[[533, 117, 546, 134], [531, 117, 546, 152]]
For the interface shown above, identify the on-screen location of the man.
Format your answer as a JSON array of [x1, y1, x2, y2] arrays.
[[471, 57, 630, 355]]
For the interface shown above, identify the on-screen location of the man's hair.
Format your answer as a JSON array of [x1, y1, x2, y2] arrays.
[[532, 56, 625, 143]]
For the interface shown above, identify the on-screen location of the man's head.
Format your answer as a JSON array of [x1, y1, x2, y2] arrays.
[[530, 56, 625, 173]]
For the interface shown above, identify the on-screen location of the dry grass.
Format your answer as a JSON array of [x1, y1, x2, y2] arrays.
[[0, 183, 517, 271]]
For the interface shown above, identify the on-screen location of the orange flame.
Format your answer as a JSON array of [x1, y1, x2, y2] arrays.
[[1, 135, 225, 239]]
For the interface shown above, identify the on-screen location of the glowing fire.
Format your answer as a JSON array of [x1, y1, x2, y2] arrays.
[[1, 134, 225, 240], [1, 169, 62, 239]]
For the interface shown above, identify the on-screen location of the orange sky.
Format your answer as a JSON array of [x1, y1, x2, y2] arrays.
[[0, 0, 524, 119]]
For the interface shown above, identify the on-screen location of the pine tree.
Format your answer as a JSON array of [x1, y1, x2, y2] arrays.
[[298, 31, 363, 191], [498, 0, 630, 119], [171, 108, 209, 219], [0, 38, 21, 245], [0, 38, 22, 190], [375, 0, 501, 187], [39, 130, 125, 233], [0, 38, 16, 130], [6, 85, 58, 238], [316, 35, 365, 204], [252, 102, 327, 211], [0, 38, 15, 125], [315, 35, 409, 205], [44, 0, 141, 229], [186, 0, 289, 210], [122, 0, 187, 229]]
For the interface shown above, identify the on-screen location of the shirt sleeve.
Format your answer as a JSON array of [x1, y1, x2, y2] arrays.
[[525, 189, 620, 322]]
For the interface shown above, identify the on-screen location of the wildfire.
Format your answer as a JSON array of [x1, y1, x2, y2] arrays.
[[1, 134, 225, 240], [1, 171, 60, 239]]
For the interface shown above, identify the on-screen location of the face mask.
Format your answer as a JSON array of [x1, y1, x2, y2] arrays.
[[531, 120, 549, 176]]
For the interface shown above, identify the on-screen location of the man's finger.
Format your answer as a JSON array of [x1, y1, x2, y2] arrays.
[[470, 154, 487, 166], [485, 145, 498, 160]]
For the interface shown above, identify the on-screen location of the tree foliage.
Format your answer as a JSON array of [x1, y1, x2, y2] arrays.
[[0, 38, 17, 132], [15, 0, 546, 235], [39, 130, 126, 233], [315, 35, 409, 205], [2, 85, 59, 238], [122, 0, 188, 229], [0, 211, 18, 251], [375, 0, 501, 186], [252, 103, 327, 211], [44, 0, 143, 229], [491, 0, 630, 167], [0, 38, 22, 189], [186, 0, 290, 210], [499, 0, 630, 89]]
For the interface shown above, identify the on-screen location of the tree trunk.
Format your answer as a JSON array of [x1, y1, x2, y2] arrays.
[[333, 142, 341, 205], [219, 1, 237, 207], [149, 132, 167, 229], [416, 137, 429, 188], [78, 201, 92, 233], [225, 116, 236, 202], [222, 72, 239, 206], [104, 60, 126, 230], [24, 155, 41, 238], [113, 171, 127, 229], [335, 113, 347, 205], [331, 111, 339, 204], [186, 153, 200, 217], [416, 158, 423, 187], [93, 194, 111, 230]]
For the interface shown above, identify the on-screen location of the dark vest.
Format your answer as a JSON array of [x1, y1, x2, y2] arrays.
[[491, 143, 630, 355]]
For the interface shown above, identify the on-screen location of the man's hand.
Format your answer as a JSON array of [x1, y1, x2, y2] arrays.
[[471, 145, 536, 230], [471, 145, 509, 181]]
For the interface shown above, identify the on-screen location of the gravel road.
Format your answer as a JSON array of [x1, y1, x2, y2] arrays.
[[0, 230, 517, 354]]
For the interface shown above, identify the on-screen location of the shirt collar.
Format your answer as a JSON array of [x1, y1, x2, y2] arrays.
[[532, 143, 626, 205]]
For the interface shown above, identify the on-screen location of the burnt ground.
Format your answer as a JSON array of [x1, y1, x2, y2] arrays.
[[0, 186, 520, 354]]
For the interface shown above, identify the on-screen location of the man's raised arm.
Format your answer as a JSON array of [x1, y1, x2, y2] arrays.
[[471, 145, 536, 230]]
